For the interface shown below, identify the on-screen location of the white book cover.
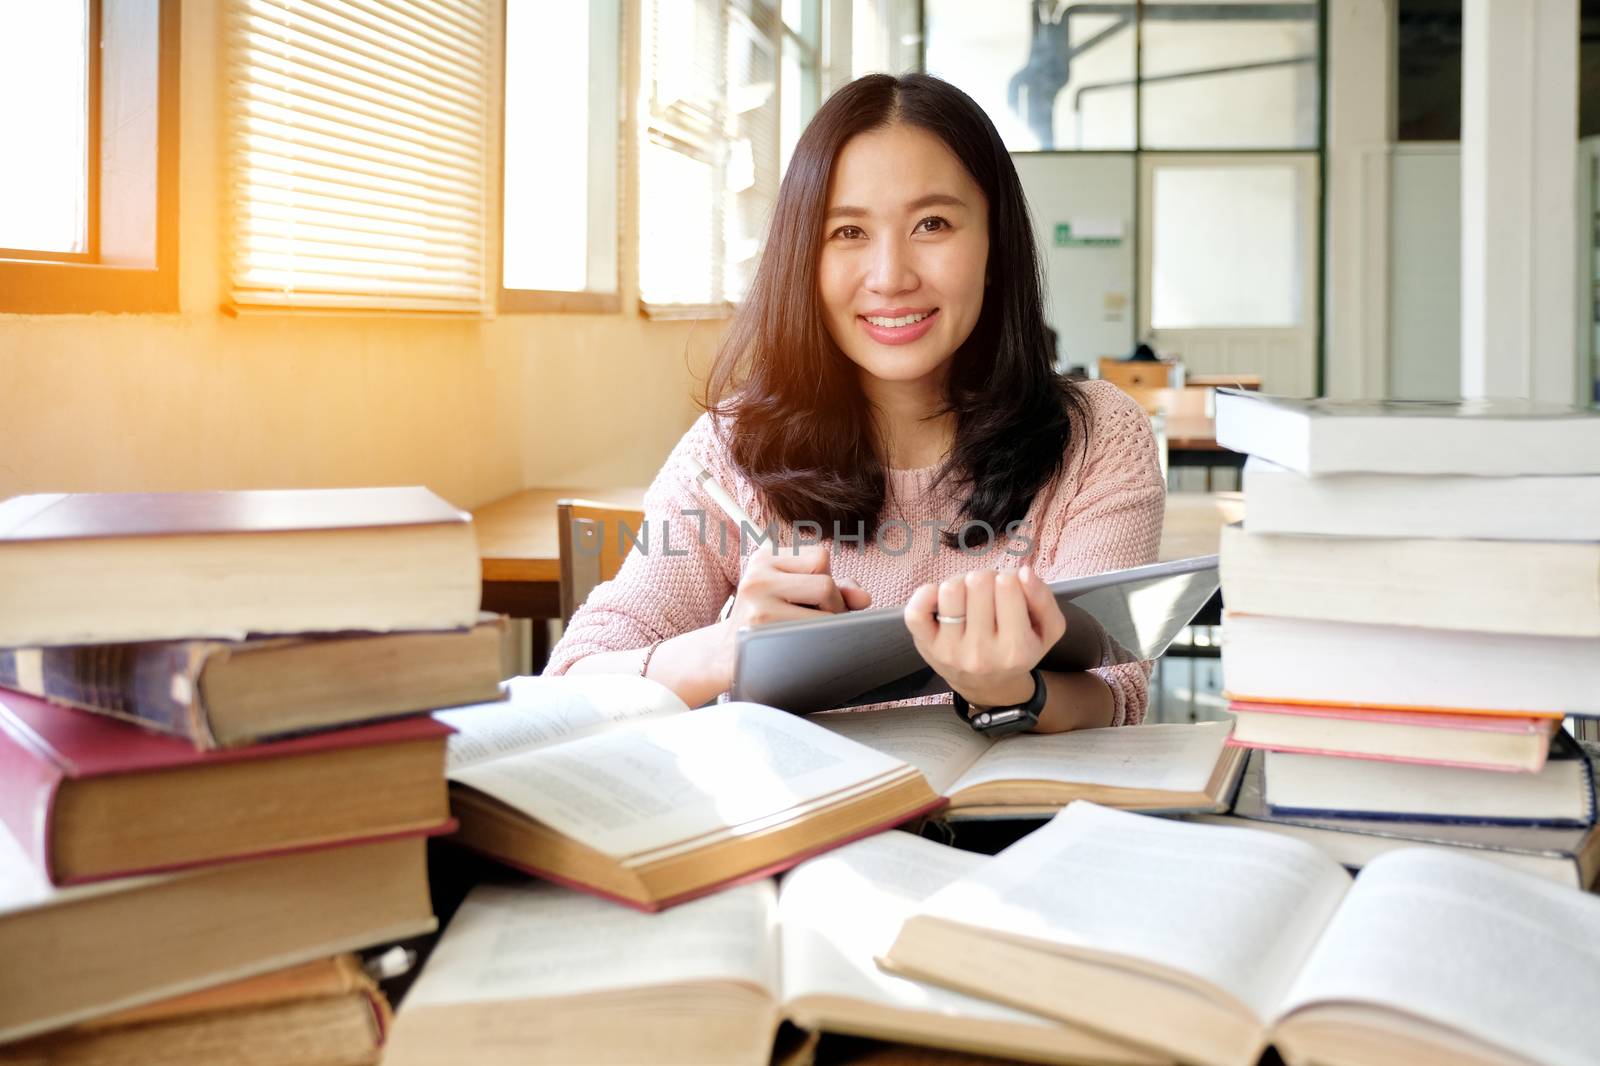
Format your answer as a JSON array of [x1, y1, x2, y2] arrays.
[[1218, 523, 1600, 636], [1241, 456, 1600, 541], [1214, 390, 1600, 476], [1220, 611, 1600, 716]]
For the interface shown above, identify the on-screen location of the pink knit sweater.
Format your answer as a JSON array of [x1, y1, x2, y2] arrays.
[[546, 380, 1166, 725]]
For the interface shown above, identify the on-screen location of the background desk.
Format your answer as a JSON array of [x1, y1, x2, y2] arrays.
[[475, 488, 1241, 672], [474, 487, 647, 669]]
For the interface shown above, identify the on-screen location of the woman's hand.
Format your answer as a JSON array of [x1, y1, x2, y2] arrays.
[[730, 541, 871, 626], [709, 541, 871, 686], [904, 565, 1067, 711]]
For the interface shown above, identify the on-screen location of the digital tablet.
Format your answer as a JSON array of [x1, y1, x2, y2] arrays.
[[729, 555, 1220, 714]]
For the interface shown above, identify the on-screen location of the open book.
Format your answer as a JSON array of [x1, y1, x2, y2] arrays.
[[814, 709, 1243, 816], [436, 677, 942, 910], [884, 802, 1600, 1066], [384, 830, 1168, 1066]]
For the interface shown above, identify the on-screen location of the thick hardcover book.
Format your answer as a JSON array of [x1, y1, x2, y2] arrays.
[[0, 486, 481, 647], [385, 832, 1164, 1066], [1221, 611, 1600, 717], [0, 955, 389, 1066], [438, 676, 944, 911], [884, 802, 1600, 1066], [1226, 699, 1559, 772], [1238, 457, 1600, 541], [1184, 750, 1600, 889], [1219, 522, 1600, 636], [1260, 740, 1596, 827], [0, 832, 435, 1044], [0, 615, 507, 749], [1213, 389, 1600, 476], [0, 689, 454, 884]]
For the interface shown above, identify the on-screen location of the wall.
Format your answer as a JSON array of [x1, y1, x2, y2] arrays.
[[1011, 153, 1137, 370], [1388, 145, 1462, 399], [0, 3, 720, 511]]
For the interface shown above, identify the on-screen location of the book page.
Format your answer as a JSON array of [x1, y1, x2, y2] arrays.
[[913, 803, 1351, 1022], [437, 675, 688, 773], [450, 702, 910, 859], [401, 879, 779, 1008], [778, 830, 1054, 1026], [950, 721, 1233, 796], [1279, 848, 1600, 1066], [811, 705, 990, 795]]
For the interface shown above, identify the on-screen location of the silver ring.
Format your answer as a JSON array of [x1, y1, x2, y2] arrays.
[[935, 613, 966, 624]]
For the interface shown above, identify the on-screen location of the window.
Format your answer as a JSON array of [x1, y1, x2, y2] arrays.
[[1150, 163, 1304, 328], [1139, 0, 1318, 150], [0, 3, 92, 258], [638, 0, 821, 314], [500, 0, 621, 312], [780, 0, 821, 173], [925, 0, 1136, 150], [925, 0, 1320, 152], [1397, 0, 1600, 142], [225, 0, 493, 313], [0, 0, 179, 314]]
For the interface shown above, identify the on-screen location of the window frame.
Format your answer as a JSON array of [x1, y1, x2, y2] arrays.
[[497, 0, 624, 315], [0, 0, 179, 314]]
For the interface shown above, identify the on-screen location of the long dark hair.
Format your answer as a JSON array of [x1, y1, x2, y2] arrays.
[[706, 73, 1084, 548]]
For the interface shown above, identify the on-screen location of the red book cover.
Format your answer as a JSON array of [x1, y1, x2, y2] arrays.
[[0, 689, 453, 884]]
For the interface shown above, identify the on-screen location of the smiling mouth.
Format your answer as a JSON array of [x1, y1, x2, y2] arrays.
[[862, 310, 934, 328]]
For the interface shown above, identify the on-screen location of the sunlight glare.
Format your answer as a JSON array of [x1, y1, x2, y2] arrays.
[[0, 1, 89, 254]]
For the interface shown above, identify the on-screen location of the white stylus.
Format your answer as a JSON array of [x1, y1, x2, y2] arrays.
[[686, 455, 757, 533], [686, 456, 754, 627]]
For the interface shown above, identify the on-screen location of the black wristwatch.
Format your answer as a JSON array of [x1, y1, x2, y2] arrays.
[[952, 668, 1047, 736]]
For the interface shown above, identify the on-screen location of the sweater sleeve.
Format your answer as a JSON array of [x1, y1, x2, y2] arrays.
[[544, 414, 747, 676], [1033, 381, 1166, 726]]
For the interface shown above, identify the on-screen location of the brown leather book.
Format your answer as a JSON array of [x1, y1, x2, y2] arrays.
[[0, 615, 506, 749], [0, 487, 481, 647], [0, 955, 389, 1066], [0, 689, 453, 885]]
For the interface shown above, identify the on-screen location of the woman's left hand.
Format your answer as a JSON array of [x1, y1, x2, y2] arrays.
[[904, 566, 1067, 711]]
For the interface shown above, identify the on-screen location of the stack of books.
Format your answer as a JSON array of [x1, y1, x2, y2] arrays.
[[0, 487, 503, 1052], [1203, 392, 1600, 887]]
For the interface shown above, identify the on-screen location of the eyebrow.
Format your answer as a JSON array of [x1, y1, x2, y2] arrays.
[[824, 193, 968, 221]]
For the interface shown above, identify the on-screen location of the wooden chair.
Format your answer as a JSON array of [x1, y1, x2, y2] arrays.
[[557, 498, 647, 625]]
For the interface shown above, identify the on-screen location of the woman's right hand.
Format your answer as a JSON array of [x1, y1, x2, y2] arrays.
[[713, 541, 871, 685]]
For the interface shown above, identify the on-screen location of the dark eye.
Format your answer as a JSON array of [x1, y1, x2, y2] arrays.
[[829, 225, 866, 240], [915, 216, 949, 234]]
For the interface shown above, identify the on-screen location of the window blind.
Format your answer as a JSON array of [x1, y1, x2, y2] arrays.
[[226, 0, 491, 313]]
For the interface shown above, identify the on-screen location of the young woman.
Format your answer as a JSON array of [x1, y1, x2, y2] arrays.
[[548, 73, 1164, 731]]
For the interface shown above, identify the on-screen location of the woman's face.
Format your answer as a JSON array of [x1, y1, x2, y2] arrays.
[[816, 123, 990, 394]]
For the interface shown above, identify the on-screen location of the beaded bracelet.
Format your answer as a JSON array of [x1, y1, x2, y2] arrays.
[[640, 638, 665, 679]]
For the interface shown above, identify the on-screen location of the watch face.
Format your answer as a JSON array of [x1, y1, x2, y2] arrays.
[[974, 708, 1028, 730]]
